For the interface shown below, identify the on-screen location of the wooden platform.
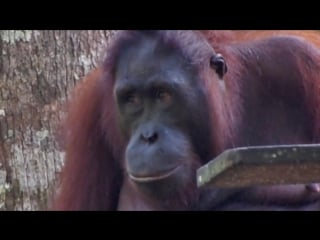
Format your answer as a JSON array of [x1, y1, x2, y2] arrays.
[[197, 144, 320, 188]]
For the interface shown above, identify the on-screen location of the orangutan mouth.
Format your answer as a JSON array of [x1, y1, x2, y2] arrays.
[[128, 166, 181, 183]]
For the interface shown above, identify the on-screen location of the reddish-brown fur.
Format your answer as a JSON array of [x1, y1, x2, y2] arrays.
[[53, 31, 320, 210], [200, 30, 320, 148]]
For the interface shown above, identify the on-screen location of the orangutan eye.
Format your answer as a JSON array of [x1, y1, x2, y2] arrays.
[[118, 90, 140, 104], [154, 88, 172, 103], [122, 91, 140, 105]]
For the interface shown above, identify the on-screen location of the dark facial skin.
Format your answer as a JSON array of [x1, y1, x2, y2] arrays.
[[113, 35, 212, 205]]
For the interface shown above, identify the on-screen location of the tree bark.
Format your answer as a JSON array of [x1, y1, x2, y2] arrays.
[[0, 30, 115, 210]]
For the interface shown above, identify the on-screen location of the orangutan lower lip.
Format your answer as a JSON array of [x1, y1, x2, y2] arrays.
[[129, 166, 180, 183]]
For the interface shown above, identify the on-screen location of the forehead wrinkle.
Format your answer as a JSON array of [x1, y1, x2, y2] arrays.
[[114, 76, 140, 97], [118, 55, 186, 84], [145, 69, 186, 89]]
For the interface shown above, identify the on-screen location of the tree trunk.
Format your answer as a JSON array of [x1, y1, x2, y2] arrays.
[[0, 30, 115, 210]]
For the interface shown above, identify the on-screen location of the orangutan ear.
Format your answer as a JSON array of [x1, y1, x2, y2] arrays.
[[210, 53, 227, 79]]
